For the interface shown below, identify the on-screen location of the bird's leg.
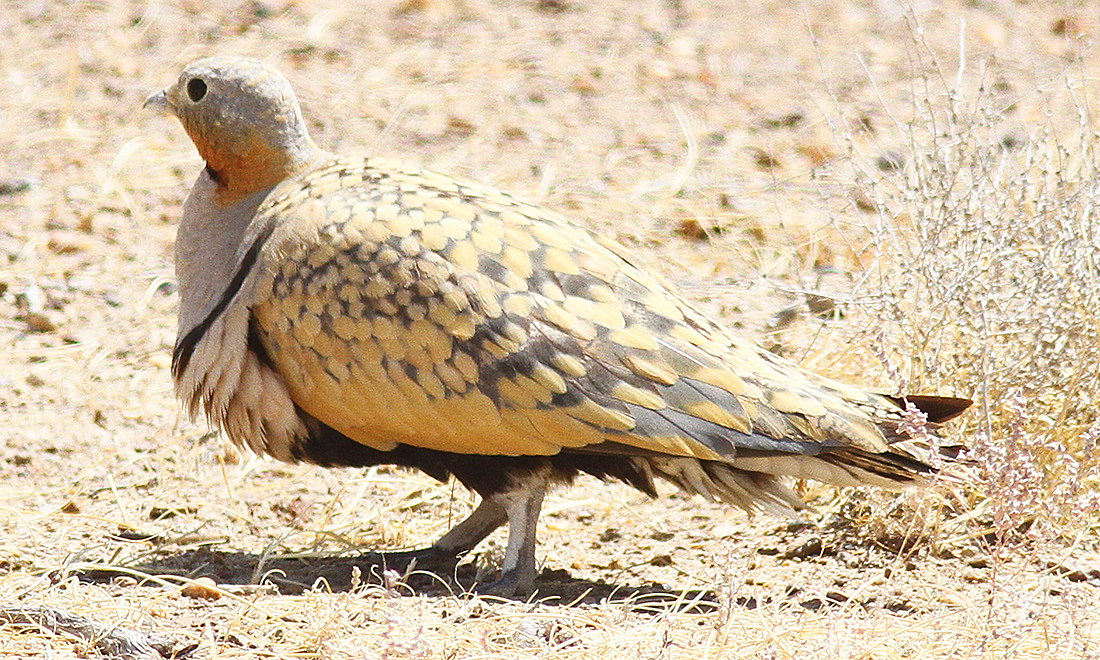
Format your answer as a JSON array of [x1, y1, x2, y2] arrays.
[[358, 498, 507, 583], [369, 499, 506, 567], [431, 497, 508, 556], [474, 477, 547, 597]]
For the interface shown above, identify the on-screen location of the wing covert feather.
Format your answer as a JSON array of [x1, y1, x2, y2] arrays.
[[250, 156, 904, 459]]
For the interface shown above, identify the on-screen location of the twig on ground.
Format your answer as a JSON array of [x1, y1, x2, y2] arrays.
[[0, 604, 178, 660]]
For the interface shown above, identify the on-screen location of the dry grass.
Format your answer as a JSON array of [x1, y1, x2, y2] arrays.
[[795, 16, 1100, 539], [2, 0, 1100, 657], [2, 568, 1097, 659]]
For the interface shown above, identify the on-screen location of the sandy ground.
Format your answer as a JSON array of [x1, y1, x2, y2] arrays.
[[1, 1, 1099, 657]]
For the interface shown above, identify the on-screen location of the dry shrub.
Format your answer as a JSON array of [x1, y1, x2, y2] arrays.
[[820, 17, 1100, 537]]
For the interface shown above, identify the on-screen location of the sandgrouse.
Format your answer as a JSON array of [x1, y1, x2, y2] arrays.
[[146, 56, 969, 596]]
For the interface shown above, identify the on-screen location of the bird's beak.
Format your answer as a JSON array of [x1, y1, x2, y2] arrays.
[[143, 89, 171, 114]]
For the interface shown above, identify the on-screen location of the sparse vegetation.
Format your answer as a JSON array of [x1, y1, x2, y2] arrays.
[[820, 25, 1100, 538]]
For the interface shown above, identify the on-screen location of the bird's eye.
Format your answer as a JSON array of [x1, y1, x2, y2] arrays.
[[186, 78, 207, 103]]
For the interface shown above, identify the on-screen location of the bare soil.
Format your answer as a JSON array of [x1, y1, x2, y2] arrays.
[[1, 1, 1098, 657]]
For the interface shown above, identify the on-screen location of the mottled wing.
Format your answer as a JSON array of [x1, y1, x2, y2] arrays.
[[250, 156, 900, 461]]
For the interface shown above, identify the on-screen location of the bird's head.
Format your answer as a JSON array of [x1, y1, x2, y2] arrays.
[[146, 56, 323, 203]]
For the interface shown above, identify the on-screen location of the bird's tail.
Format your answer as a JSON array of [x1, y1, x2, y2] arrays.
[[886, 395, 972, 427], [647, 395, 972, 509]]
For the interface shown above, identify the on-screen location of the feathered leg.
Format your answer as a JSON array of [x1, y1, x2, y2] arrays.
[[432, 498, 508, 555], [474, 474, 548, 597]]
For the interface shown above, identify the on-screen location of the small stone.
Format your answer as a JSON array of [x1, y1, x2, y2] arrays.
[[598, 527, 621, 543], [23, 312, 56, 333], [674, 217, 709, 241], [650, 554, 673, 566], [181, 577, 221, 600], [749, 147, 780, 170]]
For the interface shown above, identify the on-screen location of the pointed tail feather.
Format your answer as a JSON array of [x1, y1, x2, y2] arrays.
[[890, 395, 972, 424]]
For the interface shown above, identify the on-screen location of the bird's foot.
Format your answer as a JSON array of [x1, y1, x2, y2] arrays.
[[471, 566, 536, 598]]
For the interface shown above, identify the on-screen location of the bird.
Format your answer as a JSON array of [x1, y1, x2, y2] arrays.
[[145, 56, 970, 597]]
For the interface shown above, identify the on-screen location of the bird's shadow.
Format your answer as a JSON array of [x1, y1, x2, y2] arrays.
[[76, 548, 722, 612]]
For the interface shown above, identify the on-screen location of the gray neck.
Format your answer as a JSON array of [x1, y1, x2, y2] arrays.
[[175, 168, 272, 337]]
